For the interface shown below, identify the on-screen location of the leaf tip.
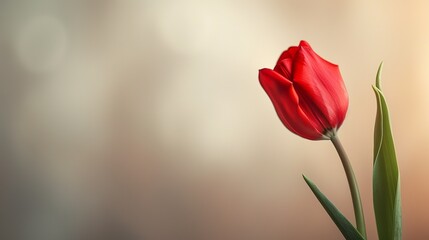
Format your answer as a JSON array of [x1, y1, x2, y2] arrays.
[[376, 62, 384, 89]]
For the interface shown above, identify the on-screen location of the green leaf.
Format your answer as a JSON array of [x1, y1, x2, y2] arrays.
[[303, 175, 365, 240], [373, 62, 402, 240]]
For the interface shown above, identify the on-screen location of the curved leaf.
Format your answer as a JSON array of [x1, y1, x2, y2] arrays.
[[372, 63, 402, 240], [303, 175, 365, 240]]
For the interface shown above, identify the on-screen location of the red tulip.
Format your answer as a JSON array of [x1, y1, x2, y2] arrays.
[[259, 40, 348, 140]]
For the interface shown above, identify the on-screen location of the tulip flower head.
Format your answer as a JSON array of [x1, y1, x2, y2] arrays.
[[259, 40, 348, 140]]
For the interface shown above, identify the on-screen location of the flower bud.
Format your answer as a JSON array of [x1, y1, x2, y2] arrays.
[[259, 40, 348, 140]]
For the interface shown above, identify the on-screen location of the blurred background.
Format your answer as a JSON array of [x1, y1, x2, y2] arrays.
[[1, 0, 429, 239]]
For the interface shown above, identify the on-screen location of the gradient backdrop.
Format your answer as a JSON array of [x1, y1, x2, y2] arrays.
[[1, 0, 429, 239]]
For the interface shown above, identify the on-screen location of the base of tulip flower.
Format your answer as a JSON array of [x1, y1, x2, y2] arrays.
[[321, 128, 337, 140]]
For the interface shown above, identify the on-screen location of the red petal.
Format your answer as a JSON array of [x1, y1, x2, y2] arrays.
[[275, 46, 298, 66], [274, 58, 293, 79], [259, 68, 325, 140], [292, 43, 348, 129], [298, 40, 311, 48]]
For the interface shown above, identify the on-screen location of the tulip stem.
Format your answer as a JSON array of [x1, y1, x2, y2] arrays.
[[331, 135, 367, 238]]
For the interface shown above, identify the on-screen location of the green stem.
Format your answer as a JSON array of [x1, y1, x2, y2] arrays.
[[331, 134, 367, 238]]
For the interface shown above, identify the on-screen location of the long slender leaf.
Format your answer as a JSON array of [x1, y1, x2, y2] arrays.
[[372, 63, 402, 240], [303, 175, 365, 240]]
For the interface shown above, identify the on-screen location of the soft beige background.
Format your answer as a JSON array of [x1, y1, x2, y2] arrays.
[[1, 0, 429, 239]]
